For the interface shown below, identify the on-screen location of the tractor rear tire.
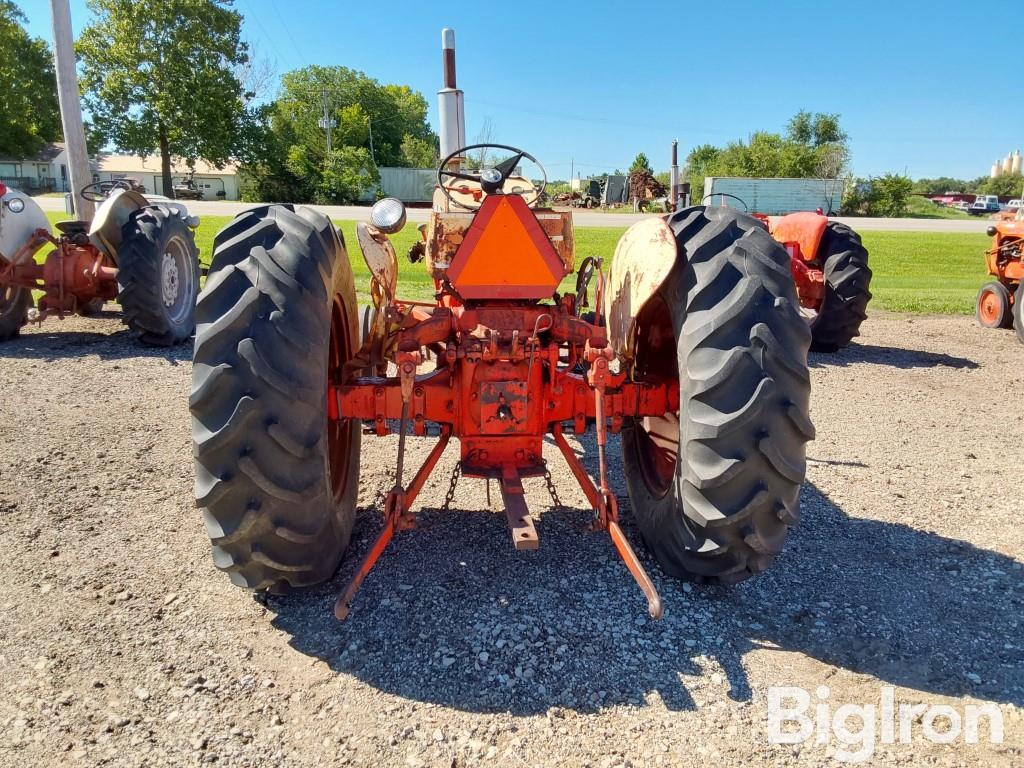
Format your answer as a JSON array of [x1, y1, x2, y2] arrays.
[[117, 206, 200, 346], [621, 206, 814, 584], [0, 285, 31, 341], [190, 205, 361, 592], [809, 222, 872, 352], [1014, 282, 1024, 344], [976, 281, 1013, 329]]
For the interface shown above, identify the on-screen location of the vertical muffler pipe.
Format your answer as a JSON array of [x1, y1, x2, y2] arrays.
[[670, 139, 679, 212], [438, 28, 466, 168]]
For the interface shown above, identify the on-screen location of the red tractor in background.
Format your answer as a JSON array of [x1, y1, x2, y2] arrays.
[[704, 194, 872, 352], [975, 219, 1024, 344], [0, 181, 200, 346]]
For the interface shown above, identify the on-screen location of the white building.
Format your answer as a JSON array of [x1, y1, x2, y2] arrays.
[[0, 142, 241, 200], [94, 153, 240, 200]]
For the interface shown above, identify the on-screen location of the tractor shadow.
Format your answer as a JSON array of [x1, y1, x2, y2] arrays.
[[0, 328, 191, 363], [810, 342, 978, 370], [269, 439, 1022, 715]]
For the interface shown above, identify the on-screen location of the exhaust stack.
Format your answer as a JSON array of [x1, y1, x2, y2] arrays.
[[438, 28, 466, 166]]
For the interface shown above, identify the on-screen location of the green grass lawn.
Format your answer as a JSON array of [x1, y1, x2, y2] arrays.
[[44, 211, 990, 315]]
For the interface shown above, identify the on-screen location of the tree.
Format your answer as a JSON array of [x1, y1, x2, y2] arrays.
[[976, 172, 1024, 198], [629, 152, 653, 175], [0, 2, 61, 157], [241, 65, 436, 203], [842, 174, 913, 217], [685, 112, 850, 205], [912, 177, 970, 196], [77, 0, 250, 197]]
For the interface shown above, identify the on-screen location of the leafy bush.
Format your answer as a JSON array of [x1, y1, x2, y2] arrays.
[[842, 174, 913, 217]]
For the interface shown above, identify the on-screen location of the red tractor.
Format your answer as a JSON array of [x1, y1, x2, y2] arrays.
[[975, 219, 1024, 343], [704, 194, 872, 351], [189, 144, 815, 619], [0, 181, 199, 345]]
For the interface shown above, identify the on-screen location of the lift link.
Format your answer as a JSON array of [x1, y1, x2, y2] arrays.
[[586, 340, 664, 620], [335, 357, 444, 620]]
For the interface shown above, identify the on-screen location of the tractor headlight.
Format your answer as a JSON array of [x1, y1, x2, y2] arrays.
[[6, 197, 24, 213], [370, 197, 406, 234]]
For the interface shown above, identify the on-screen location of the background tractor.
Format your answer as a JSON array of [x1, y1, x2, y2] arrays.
[[975, 216, 1024, 343], [0, 181, 200, 345], [703, 194, 872, 351]]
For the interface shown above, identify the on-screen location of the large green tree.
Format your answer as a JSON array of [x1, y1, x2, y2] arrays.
[[0, 1, 61, 157], [77, 0, 250, 196], [242, 65, 437, 204], [685, 111, 849, 203]]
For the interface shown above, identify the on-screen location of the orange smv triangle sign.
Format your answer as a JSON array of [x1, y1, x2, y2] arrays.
[[448, 194, 565, 300]]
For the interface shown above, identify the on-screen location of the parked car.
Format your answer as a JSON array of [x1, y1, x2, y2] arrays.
[[969, 195, 1001, 216], [1007, 199, 1022, 210], [954, 201, 972, 211]]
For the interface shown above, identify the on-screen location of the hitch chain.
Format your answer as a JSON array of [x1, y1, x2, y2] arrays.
[[441, 462, 461, 512], [542, 464, 563, 511]]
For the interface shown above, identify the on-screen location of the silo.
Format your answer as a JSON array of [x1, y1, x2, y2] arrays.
[[1002, 153, 1014, 175], [1013, 150, 1022, 175], [992, 162, 1001, 178]]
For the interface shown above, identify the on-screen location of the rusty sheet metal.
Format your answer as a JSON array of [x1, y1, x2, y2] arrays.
[[356, 222, 398, 306], [603, 216, 677, 361], [426, 208, 574, 281]]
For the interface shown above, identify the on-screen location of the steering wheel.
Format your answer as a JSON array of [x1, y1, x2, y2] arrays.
[[80, 179, 134, 202], [701, 192, 749, 212], [437, 143, 547, 211]]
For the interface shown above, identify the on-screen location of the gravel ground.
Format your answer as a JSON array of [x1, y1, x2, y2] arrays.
[[0, 308, 1020, 767]]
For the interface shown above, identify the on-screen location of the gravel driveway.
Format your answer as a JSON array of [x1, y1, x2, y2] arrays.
[[0, 309, 1020, 767]]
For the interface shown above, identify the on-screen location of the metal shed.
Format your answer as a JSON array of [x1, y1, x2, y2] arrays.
[[361, 167, 436, 203], [703, 177, 845, 215]]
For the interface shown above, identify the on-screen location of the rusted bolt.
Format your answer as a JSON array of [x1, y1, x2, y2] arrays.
[[375, 388, 384, 397], [414, 387, 424, 397]]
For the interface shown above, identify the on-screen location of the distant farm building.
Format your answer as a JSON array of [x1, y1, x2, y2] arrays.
[[94, 154, 241, 201], [0, 143, 241, 200], [703, 177, 846, 215]]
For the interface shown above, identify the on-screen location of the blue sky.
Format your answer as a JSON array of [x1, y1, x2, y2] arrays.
[[19, 0, 1022, 180]]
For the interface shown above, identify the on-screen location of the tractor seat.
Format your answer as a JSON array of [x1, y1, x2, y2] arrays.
[[55, 220, 91, 235]]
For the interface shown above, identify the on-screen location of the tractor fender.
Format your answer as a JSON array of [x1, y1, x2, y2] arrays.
[[603, 216, 678, 362], [0, 187, 50, 262], [770, 211, 828, 263], [356, 222, 398, 307]]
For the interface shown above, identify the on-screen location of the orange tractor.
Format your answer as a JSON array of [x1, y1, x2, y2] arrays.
[[190, 144, 815, 619], [0, 181, 200, 345], [975, 218, 1024, 343], [703, 194, 872, 352], [190, 32, 813, 619]]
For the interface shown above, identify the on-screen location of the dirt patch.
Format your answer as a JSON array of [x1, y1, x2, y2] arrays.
[[0, 308, 1020, 766]]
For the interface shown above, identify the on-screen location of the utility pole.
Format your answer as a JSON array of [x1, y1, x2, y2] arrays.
[[50, 0, 94, 220], [367, 119, 375, 165], [319, 88, 334, 153]]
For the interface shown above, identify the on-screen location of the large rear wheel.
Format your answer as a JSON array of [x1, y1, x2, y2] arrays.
[[0, 284, 31, 341], [809, 222, 872, 352], [117, 206, 200, 346], [622, 206, 814, 584], [1014, 282, 1024, 344], [190, 205, 361, 591]]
